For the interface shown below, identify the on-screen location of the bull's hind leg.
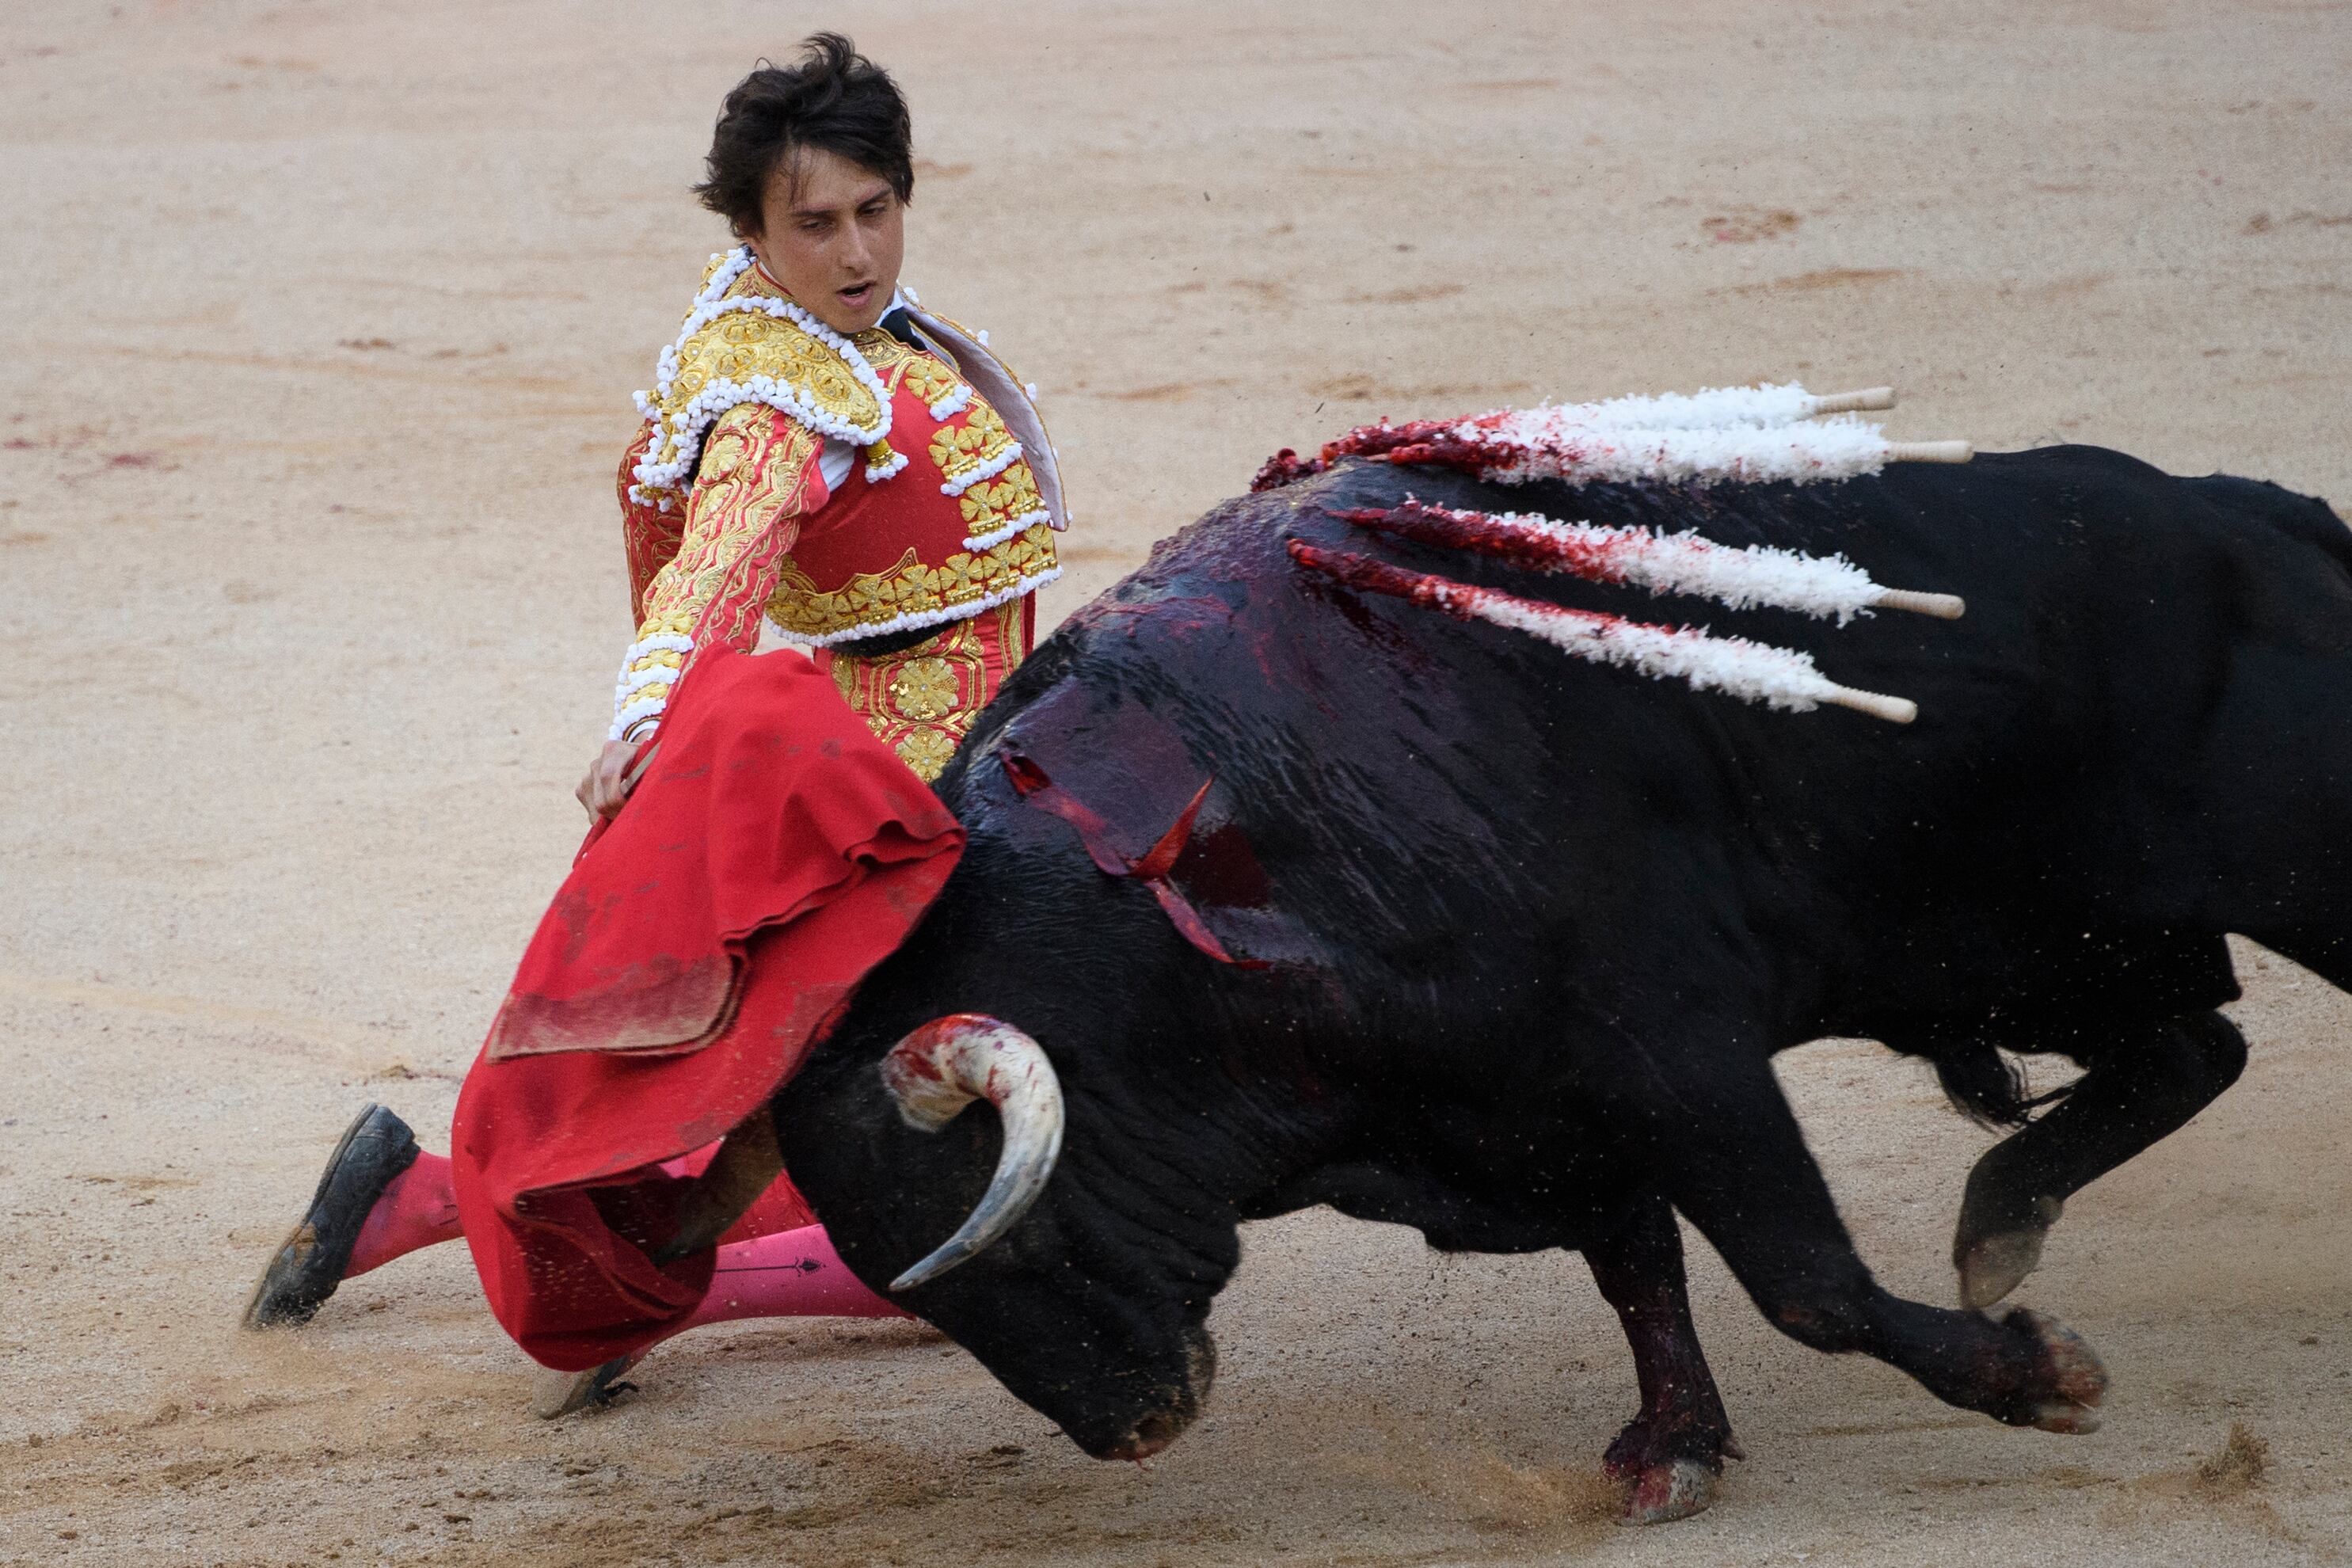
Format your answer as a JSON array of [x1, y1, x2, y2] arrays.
[[1582, 1192, 1741, 1524], [1622, 1035, 2107, 1433], [1951, 1010, 2247, 1308]]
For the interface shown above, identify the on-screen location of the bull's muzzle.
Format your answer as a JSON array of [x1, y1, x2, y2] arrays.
[[878, 1013, 1065, 1291]]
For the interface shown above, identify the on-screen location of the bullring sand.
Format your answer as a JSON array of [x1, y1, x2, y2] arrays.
[[2, 2, 2349, 1563]]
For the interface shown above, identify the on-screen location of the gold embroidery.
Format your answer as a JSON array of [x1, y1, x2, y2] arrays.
[[898, 355, 963, 408], [853, 331, 920, 371], [766, 522, 1060, 642], [895, 729, 960, 778], [634, 261, 890, 511], [620, 405, 820, 726], [641, 406, 818, 631], [828, 599, 1029, 782], [889, 657, 958, 721], [927, 402, 1015, 487], [697, 420, 756, 486], [665, 314, 881, 435], [957, 462, 1045, 538], [934, 311, 1071, 532], [992, 596, 1030, 680]]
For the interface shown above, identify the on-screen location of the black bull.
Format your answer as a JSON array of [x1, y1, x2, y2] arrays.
[[771, 446, 2351, 1513]]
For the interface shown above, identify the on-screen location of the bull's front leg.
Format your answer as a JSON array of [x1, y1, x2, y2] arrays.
[[1621, 1040, 2107, 1433], [1581, 1191, 1741, 1524]]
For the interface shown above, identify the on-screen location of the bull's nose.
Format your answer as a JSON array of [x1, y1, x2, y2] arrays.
[[1105, 1407, 1191, 1462]]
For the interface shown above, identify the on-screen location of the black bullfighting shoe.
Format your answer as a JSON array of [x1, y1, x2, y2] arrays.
[[241, 1102, 419, 1329]]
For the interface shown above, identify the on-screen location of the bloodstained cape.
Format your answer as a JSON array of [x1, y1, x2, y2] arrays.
[[451, 648, 964, 1369]]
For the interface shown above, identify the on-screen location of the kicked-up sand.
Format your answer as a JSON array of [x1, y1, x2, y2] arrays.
[[2, 2, 2348, 1562]]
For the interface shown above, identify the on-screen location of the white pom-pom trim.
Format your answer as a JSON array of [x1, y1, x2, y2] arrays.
[[622, 633, 695, 660], [608, 690, 673, 740], [609, 631, 698, 731], [927, 382, 974, 422], [616, 664, 679, 697], [960, 510, 1052, 552]]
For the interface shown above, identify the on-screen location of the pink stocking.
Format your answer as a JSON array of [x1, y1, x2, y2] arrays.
[[346, 1151, 463, 1277], [344, 1153, 900, 1349], [679, 1224, 910, 1330]]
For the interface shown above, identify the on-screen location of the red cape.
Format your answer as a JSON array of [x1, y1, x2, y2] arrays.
[[451, 649, 962, 1369]]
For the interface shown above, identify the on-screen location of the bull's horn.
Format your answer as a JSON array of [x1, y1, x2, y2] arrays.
[[880, 1014, 1065, 1291], [1806, 386, 1896, 415]]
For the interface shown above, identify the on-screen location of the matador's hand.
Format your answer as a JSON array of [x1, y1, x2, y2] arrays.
[[577, 737, 655, 820]]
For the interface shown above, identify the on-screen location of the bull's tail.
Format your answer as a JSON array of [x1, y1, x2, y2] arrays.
[[1886, 1030, 2076, 1131]]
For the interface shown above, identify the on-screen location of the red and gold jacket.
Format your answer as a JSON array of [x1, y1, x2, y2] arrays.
[[609, 249, 1068, 779]]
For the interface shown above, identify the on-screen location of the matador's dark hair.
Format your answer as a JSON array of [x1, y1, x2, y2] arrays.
[[695, 34, 914, 238]]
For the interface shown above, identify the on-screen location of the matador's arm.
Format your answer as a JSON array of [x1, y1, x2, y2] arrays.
[[608, 403, 825, 742], [617, 424, 683, 626]]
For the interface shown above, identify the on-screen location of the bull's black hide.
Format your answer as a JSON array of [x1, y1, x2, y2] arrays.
[[774, 447, 2350, 1518]]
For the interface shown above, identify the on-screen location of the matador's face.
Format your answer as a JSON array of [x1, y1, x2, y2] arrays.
[[750, 146, 907, 337]]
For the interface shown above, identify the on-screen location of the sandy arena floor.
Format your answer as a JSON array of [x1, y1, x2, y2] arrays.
[[3, 2, 2350, 1562]]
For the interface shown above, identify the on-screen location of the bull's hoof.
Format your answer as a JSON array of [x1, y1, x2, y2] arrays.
[[2005, 1307, 2107, 1433], [531, 1354, 641, 1420], [1602, 1415, 1736, 1524], [1958, 1226, 2048, 1311], [1953, 1192, 2061, 1310], [1618, 1459, 1717, 1525]]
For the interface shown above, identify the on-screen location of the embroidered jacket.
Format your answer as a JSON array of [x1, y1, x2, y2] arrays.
[[610, 249, 1065, 741]]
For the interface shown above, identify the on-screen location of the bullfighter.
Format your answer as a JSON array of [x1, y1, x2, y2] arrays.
[[243, 32, 1068, 1408]]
